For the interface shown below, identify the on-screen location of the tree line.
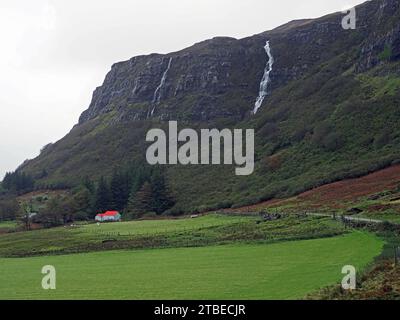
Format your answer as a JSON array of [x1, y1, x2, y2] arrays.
[[90, 164, 175, 219], [1, 171, 35, 194], [0, 163, 175, 228]]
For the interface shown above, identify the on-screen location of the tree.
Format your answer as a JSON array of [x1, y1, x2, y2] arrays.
[[311, 123, 332, 147], [126, 182, 154, 219], [150, 169, 174, 215], [374, 129, 391, 149], [59, 197, 77, 224], [129, 164, 152, 196], [93, 177, 112, 213], [2, 171, 35, 193], [17, 200, 35, 231], [0, 197, 21, 221], [38, 196, 64, 228], [81, 176, 95, 194], [72, 187, 92, 220], [125, 168, 175, 219], [110, 171, 131, 211]]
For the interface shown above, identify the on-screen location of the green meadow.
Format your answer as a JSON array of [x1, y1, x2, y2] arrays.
[[0, 214, 347, 257], [0, 232, 383, 300]]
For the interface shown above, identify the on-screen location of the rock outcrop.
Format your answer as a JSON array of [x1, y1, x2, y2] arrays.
[[78, 0, 400, 125]]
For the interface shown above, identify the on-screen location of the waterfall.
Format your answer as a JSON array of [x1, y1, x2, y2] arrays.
[[150, 57, 173, 117], [253, 41, 274, 115]]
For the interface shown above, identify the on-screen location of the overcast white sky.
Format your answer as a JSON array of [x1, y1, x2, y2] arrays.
[[0, 0, 365, 179]]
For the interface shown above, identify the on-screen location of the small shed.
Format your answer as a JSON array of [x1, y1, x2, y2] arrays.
[[95, 211, 121, 222]]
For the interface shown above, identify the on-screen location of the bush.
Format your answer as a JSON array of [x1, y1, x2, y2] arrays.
[[374, 130, 392, 148], [379, 45, 392, 62], [323, 132, 344, 151]]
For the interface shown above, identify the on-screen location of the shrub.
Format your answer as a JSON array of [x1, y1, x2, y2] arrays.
[[378, 45, 392, 62]]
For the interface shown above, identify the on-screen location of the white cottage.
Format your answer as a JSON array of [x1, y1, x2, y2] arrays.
[[95, 211, 121, 222]]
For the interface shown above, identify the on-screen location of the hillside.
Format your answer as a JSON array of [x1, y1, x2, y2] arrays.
[[230, 164, 400, 222], [12, 0, 400, 213]]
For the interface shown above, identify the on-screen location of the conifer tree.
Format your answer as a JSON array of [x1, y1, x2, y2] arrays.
[[93, 176, 112, 213], [110, 171, 130, 211], [126, 182, 153, 219], [150, 169, 174, 215]]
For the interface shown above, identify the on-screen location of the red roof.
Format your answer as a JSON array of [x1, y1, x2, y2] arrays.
[[96, 211, 119, 217]]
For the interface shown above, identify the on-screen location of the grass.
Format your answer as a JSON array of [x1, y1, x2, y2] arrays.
[[0, 214, 346, 257], [358, 210, 400, 223], [307, 230, 400, 300], [0, 220, 17, 232], [82, 214, 250, 236], [0, 232, 383, 300], [0, 221, 17, 228], [358, 75, 400, 98]]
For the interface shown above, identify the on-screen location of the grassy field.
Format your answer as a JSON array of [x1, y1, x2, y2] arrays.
[[0, 214, 346, 257], [0, 220, 17, 233], [0, 221, 17, 228], [0, 232, 383, 300], [82, 214, 251, 236]]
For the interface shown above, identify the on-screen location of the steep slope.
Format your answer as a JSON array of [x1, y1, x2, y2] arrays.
[[228, 164, 400, 217], [18, 0, 400, 212]]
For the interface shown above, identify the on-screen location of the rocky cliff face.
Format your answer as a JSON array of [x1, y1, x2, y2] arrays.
[[356, 0, 400, 72], [78, 0, 400, 125], [79, 36, 268, 123]]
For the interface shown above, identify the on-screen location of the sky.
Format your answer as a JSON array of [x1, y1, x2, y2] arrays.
[[0, 0, 366, 179]]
